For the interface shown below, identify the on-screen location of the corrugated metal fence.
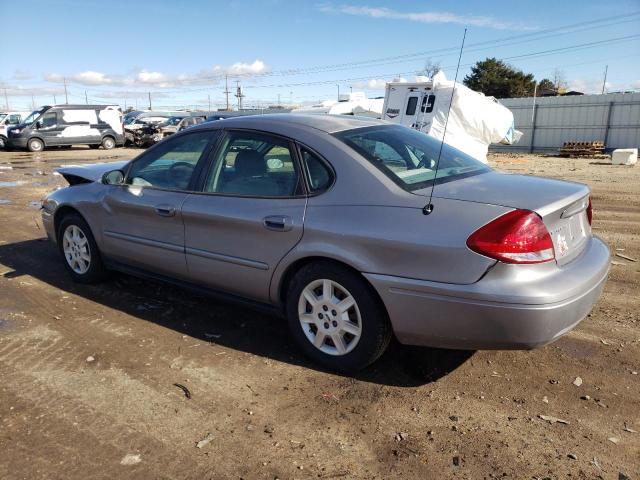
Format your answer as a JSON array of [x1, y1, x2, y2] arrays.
[[492, 92, 640, 153]]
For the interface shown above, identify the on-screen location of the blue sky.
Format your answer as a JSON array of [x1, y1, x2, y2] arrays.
[[1, 0, 639, 110]]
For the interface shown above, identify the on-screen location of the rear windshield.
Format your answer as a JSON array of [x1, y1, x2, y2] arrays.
[[334, 125, 490, 191]]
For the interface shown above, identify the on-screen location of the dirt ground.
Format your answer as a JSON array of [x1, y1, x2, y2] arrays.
[[0, 146, 637, 480]]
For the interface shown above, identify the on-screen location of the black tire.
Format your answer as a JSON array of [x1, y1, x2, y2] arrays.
[[57, 213, 108, 284], [285, 261, 392, 372], [0, 135, 7, 149], [27, 137, 44, 152], [101, 136, 116, 150]]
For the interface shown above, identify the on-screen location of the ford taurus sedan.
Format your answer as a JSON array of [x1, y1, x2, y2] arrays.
[[41, 114, 610, 371]]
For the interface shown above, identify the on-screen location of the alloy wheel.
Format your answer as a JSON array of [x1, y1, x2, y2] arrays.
[[62, 225, 91, 274], [298, 279, 362, 356]]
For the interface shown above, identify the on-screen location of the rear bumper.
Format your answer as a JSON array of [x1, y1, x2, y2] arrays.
[[365, 236, 610, 350]]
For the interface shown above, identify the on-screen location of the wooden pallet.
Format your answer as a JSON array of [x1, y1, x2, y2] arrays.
[[559, 141, 605, 157]]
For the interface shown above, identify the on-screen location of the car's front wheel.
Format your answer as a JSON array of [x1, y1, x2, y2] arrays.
[[57, 213, 107, 283], [286, 262, 392, 372], [27, 138, 44, 152]]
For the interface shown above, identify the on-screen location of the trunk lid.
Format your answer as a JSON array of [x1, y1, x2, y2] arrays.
[[415, 171, 592, 265]]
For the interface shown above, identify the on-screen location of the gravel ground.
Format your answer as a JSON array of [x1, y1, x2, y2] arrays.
[[0, 147, 638, 480]]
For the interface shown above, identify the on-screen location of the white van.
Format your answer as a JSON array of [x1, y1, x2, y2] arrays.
[[0, 111, 32, 148]]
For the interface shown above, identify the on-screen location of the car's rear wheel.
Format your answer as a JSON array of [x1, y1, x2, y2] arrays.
[[27, 138, 44, 152], [286, 262, 392, 372], [57, 213, 107, 283], [101, 136, 116, 150]]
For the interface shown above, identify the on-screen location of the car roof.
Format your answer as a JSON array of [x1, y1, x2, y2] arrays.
[[194, 114, 386, 134]]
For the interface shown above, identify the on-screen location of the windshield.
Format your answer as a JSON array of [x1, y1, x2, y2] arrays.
[[0, 114, 6, 123], [22, 109, 46, 125], [334, 125, 491, 191]]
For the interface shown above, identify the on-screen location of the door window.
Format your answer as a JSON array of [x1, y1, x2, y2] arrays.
[[126, 131, 212, 190], [421, 94, 436, 113], [204, 131, 300, 197], [40, 112, 57, 128], [406, 96, 418, 116], [300, 148, 333, 193], [7, 114, 22, 125]]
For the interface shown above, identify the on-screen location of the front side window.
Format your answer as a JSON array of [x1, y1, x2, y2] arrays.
[[39, 112, 57, 128], [7, 114, 21, 125], [335, 125, 490, 191], [126, 131, 212, 190], [204, 131, 300, 197]]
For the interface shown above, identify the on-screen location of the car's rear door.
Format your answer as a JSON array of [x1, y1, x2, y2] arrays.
[[181, 129, 306, 303], [99, 130, 216, 278]]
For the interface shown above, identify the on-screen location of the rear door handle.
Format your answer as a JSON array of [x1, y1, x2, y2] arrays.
[[154, 204, 176, 217], [263, 215, 293, 232]]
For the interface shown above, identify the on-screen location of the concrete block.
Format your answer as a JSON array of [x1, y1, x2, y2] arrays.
[[612, 148, 637, 166]]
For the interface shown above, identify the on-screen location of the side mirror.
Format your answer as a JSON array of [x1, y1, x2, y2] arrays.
[[35, 121, 43, 129], [102, 169, 125, 185]]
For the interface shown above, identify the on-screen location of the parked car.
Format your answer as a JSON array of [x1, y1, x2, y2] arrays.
[[158, 115, 205, 138], [0, 111, 32, 149], [6, 105, 124, 152], [41, 115, 610, 371]]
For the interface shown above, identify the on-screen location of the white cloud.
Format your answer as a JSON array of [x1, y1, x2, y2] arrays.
[[353, 77, 408, 90], [43, 60, 271, 89], [318, 4, 535, 30], [13, 70, 34, 81], [632, 80, 640, 90], [567, 78, 612, 94]]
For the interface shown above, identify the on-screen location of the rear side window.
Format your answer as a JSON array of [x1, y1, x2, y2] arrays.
[[204, 131, 300, 197], [406, 96, 418, 116], [300, 148, 332, 193]]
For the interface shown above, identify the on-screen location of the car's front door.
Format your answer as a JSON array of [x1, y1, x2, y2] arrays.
[[35, 111, 63, 146], [99, 130, 215, 278], [181, 130, 306, 302]]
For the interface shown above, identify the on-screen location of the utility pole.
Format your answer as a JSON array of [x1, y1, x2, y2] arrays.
[[208, 94, 211, 114], [3, 88, 8, 110], [337, 84, 340, 101], [277, 93, 281, 106], [53, 94, 57, 104], [601, 65, 608, 95], [31, 95, 35, 110], [224, 75, 230, 111], [148, 92, 152, 110], [63, 77, 68, 104], [235, 80, 244, 110], [85, 90, 88, 104]]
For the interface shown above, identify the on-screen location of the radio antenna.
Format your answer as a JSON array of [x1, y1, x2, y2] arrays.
[[423, 28, 467, 215]]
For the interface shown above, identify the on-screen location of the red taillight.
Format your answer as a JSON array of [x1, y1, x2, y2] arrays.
[[586, 196, 593, 225], [467, 209, 555, 264]]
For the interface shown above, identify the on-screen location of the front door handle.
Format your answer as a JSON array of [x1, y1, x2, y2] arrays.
[[154, 204, 176, 217], [263, 215, 293, 232]]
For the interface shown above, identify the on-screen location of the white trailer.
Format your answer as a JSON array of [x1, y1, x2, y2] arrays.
[[381, 73, 521, 162]]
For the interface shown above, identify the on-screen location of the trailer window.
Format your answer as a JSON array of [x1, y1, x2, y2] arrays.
[[405, 97, 418, 116], [421, 94, 435, 113]]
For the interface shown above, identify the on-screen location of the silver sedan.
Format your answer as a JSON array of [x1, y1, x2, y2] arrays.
[[41, 115, 610, 371]]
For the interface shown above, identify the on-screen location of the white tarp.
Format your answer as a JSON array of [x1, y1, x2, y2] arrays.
[[424, 72, 520, 161]]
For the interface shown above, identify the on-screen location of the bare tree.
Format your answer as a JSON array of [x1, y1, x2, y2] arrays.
[[552, 69, 568, 92], [421, 60, 442, 78]]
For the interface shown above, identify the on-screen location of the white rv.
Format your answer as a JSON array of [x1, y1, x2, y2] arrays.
[[381, 73, 521, 162]]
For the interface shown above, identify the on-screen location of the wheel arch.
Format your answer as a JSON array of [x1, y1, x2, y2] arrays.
[[275, 255, 390, 321], [53, 205, 86, 237]]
